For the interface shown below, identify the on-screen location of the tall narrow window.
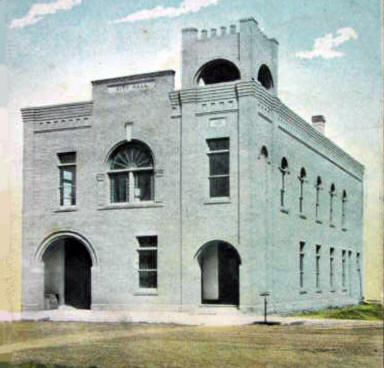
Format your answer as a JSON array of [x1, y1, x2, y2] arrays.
[[356, 252, 362, 300], [341, 250, 346, 289], [279, 158, 289, 207], [108, 142, 154, 203], [299, 242, 305, 288], [260, 146, 268, 159], [137, 236, 158, 289], [298, 168, 306, 214], [58, 152, 76, 206], [207, 138, 230, 198], [315, 176, 322, 221], [330, 247, 335, 289], [348, 250, 352, 292], [329, 184, 336, 225], [341, 190, 347, 229], [316, 245, 321, 289], [356, 252, 361, 272]]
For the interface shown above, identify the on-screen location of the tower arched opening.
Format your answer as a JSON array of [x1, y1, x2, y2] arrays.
[[257, 64, 274, 90], [196, 59, 241, 86]]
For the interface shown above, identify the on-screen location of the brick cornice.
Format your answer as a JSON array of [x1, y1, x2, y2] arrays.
[[170, 80, 364, 180]]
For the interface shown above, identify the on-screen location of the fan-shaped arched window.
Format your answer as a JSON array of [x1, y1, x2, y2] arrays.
[[196, 59, 240, 86], [257, 65, 274, 90], [298, 168, 307, 214], [108, 141, 154, 203], [279, 157, 289, 208]]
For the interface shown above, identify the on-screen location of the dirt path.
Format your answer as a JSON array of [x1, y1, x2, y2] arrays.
[[0, 325, 186, 355]]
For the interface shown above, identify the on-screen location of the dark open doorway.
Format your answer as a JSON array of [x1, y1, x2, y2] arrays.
[[198, 241, 240, 305], [43, 237, 92, 310]]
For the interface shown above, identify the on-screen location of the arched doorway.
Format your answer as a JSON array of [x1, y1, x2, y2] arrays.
[[42, 236, 92, 309], [197, 241, 241, 305]]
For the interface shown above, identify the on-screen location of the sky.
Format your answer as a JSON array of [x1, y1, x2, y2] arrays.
[[1, 0, 382, 302]]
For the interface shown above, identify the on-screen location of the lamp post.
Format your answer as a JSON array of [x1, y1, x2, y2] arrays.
[[260, 292, 270, 324]]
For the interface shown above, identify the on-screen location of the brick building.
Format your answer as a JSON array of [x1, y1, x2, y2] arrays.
[[21, 18, 364, 313]]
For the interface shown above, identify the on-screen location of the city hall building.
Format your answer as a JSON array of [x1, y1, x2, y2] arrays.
[[21, 18, 364, 314]]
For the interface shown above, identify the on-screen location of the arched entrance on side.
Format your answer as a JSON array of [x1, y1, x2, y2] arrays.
[[195, 240, 241, 306], [37, 232, 95, 310]]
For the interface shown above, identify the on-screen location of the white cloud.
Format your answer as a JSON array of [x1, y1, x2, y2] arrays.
[[296, 27, 358, 59], [113, 0, 221, 24], [10, 0, 82, 29]]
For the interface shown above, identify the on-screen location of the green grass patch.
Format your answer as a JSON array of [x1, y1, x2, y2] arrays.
[[294, 303, 383, 320]]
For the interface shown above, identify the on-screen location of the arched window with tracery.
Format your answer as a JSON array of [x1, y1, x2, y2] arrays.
[[298, 168, 307, 214], [279, 157, 289, 208], [329, 183, 336, 225], [108, 141, 154, 203], [315, 176, 322, 220]]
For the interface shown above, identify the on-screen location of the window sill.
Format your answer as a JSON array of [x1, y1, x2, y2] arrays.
[[280, 207, 289, 214], [98, 202, 164, 210], [298, 213, 307, 219], [299, 290, 307, 295], [204, 197, 231, 205], [54, 206, 78, 213], [134, 290, 158, 296], [315, 219, 322, 224]]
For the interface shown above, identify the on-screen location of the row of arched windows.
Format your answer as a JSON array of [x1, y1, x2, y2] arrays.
[[279, 157, 348, 228], [258, 146, 349, 229]]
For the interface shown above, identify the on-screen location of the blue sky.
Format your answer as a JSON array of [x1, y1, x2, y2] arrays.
[[2, 1, 382, 259]]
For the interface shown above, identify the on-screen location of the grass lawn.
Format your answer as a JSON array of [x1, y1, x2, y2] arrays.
[[0, 321, 382, 368], [292, 303, 383, 321]]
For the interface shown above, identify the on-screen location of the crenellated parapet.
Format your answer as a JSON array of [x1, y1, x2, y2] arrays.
[[181, 18, 279, 94]]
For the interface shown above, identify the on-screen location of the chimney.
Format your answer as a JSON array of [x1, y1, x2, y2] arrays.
[[311, 115, 326, 134]]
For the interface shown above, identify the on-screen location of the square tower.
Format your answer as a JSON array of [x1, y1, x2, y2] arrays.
[[181, 17, 279, 94]]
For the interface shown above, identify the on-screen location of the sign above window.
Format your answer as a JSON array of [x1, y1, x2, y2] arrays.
[[209, 118, 226, 128]]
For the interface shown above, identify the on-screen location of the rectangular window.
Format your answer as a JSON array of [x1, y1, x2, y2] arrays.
[[110, 171, 153, 203], [330, 248, 335, 289], [58, 152, 76, 206], [110, 173, 129, 203], [137, 236, 157, 289], [207, 138, 229, 198], [342, 250, 346, 288], [316, 245, 321, 289], [299, 242, 305, 288], [134, 171, 153, 201]]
